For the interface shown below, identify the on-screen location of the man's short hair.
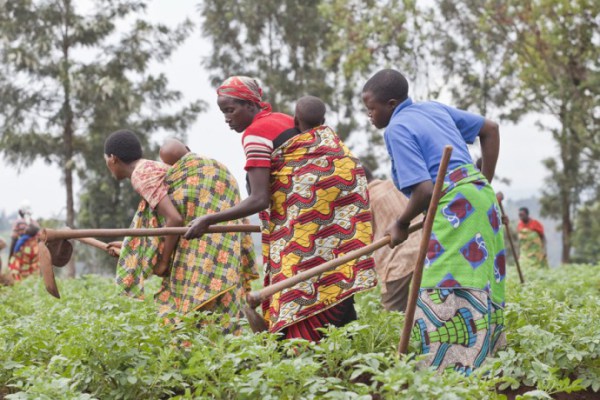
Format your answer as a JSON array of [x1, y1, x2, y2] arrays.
[[362, 69, 409, 103]]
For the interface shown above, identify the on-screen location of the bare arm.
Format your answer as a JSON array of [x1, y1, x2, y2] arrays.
[[154, 195, 184, 276], [184, 168, 270, 239], [479, 119, 500, 183]]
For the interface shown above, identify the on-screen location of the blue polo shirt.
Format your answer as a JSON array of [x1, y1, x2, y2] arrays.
[[384, 97, 485, 196]]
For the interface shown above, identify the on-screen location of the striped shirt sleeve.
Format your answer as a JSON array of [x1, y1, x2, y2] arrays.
[[243, 134, 273, 169]]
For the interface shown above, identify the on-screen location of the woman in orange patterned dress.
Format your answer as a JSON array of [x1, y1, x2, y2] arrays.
[[104, 131, 256, 332], [8, 203, 40, 281]]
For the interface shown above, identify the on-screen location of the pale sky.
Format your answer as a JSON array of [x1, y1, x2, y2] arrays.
[[0, 1, 558, 220]]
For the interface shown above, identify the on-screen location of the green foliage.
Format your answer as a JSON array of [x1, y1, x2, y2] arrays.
[[199, 0, 425, 173], [1, 265, 599, 398], [0, 0, 204, 275], [432, 0, 600, 262], [499, 266, 600, 394], [572, 201, 600, 264]]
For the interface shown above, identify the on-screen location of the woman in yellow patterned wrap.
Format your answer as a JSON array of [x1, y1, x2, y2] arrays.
[[186, 82, 376, 341]]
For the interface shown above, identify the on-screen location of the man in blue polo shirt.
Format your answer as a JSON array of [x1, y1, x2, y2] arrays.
[[361, 69, 505, 375]]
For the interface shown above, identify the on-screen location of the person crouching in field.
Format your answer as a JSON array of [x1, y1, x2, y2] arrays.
[[362, 69, 506, 375], [0, 237, 14, 286], [0, 237, 5, 271], [104, 131, 257, 333], [363, 166, 422, 312], [8, 202, 40, 282], [185, 79, 376, 342]]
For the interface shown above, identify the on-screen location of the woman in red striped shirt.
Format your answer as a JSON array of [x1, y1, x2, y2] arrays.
[[185, 77, 376, 341]]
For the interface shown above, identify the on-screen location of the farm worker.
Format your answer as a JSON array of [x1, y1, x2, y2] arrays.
[[105, 139, 203, 258], [363, 167, 422, 312], [8, 201, 40, 281], [185, 79, 377, 342], [0, 237, 6, 271], [362, 69, 506, 375], [104, 131, 257, 333], [517, 207, 548, 269]]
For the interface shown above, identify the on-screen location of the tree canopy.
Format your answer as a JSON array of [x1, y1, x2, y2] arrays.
[[0, 0, 204, 274], [434, 0, 600, 262]]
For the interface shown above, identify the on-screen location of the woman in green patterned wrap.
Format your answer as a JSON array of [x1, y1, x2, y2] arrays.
[[517, 207, 548, 269], [104, 131, 257, 333], [362, 69, 505, 375]]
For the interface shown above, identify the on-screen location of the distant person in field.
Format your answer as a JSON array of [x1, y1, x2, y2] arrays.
[[517, 207, 548, 269], [8, 201, 40, 282], [362, 69, 506, 375], [0, 237, 7, 273], [186, 78, 376, 342], [104, 130, 257, 333], [364, 166, 422, 312]]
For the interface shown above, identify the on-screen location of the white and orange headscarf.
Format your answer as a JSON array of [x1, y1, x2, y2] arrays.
[[217, 76, 271, 111]]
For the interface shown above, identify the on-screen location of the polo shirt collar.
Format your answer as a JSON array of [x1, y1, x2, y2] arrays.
[[392, 97, 413, 118]]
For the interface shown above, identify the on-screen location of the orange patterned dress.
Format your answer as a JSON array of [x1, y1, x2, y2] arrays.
[[117, 155, 257, 333]]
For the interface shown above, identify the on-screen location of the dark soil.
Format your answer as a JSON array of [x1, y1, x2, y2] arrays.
[[500, 386, 600, 399]]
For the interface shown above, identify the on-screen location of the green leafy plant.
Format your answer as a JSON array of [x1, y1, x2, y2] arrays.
[[1, 265, 599, 399]]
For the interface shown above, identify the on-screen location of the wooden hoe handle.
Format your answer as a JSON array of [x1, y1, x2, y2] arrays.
[[398, 145, 453, 355], [40, 225, 261, 241], [246, 221, 424, 308]]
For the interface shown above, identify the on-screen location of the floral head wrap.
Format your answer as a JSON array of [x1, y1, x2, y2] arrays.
[[217, 76, 271, 111]]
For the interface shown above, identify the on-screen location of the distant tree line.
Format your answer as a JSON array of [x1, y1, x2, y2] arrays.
[[0, 0, 598, 273]]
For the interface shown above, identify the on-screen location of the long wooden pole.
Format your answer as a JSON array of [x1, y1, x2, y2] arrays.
[[246, 221, 424, 309], [496, 194, 525, 284], [75, 237, 110, 252], [243, 221, 424, 333], [398, 145, 453, 355], [40, 224, 260, 241], [38, 225, 260, 299]]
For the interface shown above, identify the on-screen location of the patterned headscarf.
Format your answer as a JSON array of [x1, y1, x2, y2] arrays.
[[217, 76, 271, 111]]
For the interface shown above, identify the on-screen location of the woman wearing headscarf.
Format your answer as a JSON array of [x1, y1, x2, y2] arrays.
[[185, 76, 377, 342], [8, 201, 40, 281]]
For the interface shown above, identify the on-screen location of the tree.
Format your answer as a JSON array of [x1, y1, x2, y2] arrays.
[[572, 200, 600, 264], [199, 0, 427, 172], [0, 0, 203, 276], [433, 0, 600, 263]]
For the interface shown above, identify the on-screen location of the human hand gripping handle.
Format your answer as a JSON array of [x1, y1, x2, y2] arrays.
[[386, 220, 412, 248], [106, 241, 122, 258], [184, 215, 213, 240], [245, 221, 425, 312]]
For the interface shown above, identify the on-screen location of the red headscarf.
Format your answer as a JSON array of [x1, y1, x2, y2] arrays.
[[217, 76, 272, 112]]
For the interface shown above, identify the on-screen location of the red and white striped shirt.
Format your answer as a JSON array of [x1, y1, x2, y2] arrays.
[[242, 110, 294, 170]]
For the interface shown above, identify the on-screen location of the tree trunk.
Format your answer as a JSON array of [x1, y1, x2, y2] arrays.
[[560, 192, 572, 264], [62, 0, 76, 278]]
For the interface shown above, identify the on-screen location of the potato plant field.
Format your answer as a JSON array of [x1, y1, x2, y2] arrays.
[[1, 265, 599, 399]]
